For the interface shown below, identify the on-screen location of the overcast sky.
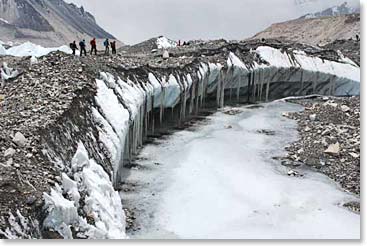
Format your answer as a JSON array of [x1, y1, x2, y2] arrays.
[[66, 0, 359, 44]]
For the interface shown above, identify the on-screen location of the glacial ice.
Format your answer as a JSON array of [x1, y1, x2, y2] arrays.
[[124, 102, 360, 239], [40, 45, 360, 239], [43, 142, 127, 239]]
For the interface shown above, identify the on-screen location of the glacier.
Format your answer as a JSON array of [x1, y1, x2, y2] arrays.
[[19, 44, 360, 239]]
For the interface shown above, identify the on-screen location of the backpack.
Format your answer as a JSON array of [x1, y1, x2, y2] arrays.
[[104, 40, 109, 47]]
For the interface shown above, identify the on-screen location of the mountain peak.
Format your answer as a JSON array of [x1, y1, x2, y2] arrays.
[[0, 0, 117, 47], [300, 1, 360, 19]]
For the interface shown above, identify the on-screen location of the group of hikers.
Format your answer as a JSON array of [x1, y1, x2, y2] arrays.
[[69, 38, 117, 57]]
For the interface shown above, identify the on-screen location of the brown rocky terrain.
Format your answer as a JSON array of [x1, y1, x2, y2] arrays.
[[252, 14, 360, 46]]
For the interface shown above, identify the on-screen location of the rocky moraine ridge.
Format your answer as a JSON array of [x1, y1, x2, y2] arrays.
[[0, 38, 360, 239]]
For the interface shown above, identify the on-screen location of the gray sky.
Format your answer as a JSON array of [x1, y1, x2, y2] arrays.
[[66, 0, 359, 44]]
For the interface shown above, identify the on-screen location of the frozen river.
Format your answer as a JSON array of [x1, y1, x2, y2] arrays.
[[121, 101, 360, 239]]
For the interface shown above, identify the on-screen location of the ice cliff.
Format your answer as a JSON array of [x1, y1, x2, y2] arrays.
[[0, 39, 360, 239]]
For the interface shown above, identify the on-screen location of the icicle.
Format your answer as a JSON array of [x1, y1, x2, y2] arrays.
[[266, 79, 270, 102], [189, 80, 195, 115], [247, 72, 251, 103], [299, 70, 304, 96], [332, 75, 337, 95], [253, 70, 257, 102], [220, 70, 225, 108], [236, 74, 241, 102], [203, 72, 209, 106], [259, 69, 264, 101], [200, 73, 205, 108], [171, 106, 175, 122], [313, 72, 318, 94], [216, 72, 221, 107], [195, 76, 200, 114], [160, 87, 165, 125]]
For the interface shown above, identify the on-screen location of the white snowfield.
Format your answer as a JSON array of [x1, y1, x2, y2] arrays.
[[0, 41, 72, 57], [37, 46, 360, 239]]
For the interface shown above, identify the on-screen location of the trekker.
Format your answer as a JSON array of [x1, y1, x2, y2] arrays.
[[104, 38, 110, 55], [79, 39, 87, 57], [90, 38, 97, 55], [69, 41, 78, 55], [111, 41, 117, 54]]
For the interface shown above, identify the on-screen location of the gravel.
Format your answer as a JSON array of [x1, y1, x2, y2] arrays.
[[280, 96, 360, 212]]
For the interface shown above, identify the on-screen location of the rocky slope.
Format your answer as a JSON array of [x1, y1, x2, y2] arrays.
[[0, 38, 360, 239], [0, 0, 116, 47], [252, 14, 360, 46]]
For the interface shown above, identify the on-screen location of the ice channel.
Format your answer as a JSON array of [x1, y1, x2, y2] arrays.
[[121, 101, 360, 239]]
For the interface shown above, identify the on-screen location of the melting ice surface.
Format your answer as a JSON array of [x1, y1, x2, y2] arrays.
[[123, 101, 360, 239]]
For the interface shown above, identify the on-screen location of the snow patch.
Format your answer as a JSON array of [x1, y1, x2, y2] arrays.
[[4, 41, 72, 57], [157, 36, 177, 49]]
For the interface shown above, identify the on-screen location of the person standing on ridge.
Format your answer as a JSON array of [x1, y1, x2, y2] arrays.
[[111, 41, 117, 54], [69, 41, 78, 55], [90, 38, 97, 55], [79, 39, 87, 57], [104, 38, 110, 55]]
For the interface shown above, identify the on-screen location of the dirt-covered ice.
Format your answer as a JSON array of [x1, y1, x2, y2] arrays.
[[122, 101, 360, 239]]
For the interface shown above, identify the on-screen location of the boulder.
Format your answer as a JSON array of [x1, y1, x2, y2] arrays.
[[324, 142, 340, 155], [309, 114, 317, 121], [13, 132, 27, 147], [163, 50, 170, 59], [4, 148, 16, 157], [341, 105, 351, 112]]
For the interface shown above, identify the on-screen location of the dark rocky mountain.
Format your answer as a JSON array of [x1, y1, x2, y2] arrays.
[[0, 0, 117, 47]]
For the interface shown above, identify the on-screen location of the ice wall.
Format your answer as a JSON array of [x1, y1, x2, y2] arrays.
[[40, 45, 360, 239]]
